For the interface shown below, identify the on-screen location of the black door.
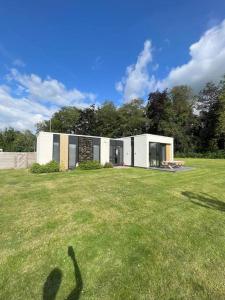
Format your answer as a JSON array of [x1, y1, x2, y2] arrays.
[[131, 137, 134, 167]]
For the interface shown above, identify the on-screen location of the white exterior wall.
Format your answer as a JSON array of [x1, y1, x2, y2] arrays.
[[36, 132, 53, 164], [100, 137, 110, 165], [120, 134, 174, 168], [120, 137, 131, 166], [36, 132, 174, 169], [134, 135, 148, 168], [146, 134, 174, 163]]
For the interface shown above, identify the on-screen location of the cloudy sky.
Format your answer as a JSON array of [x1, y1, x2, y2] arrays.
[[1, 0, 225, 130]]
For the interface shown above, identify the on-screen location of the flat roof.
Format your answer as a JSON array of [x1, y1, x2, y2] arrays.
[[37, 131, 173, 140]]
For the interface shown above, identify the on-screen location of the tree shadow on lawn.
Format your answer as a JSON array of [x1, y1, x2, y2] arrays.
[[182, 191, 225, 212], [43, 246, 83, 300]]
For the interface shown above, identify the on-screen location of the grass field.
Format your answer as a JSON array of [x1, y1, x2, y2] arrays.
[[1, 159, 225, 299]]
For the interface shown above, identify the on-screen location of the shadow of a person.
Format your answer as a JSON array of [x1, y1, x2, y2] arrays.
[[43, 267, 62, 300], [182, 191, 225, 212], [66, 246, 83, 300]]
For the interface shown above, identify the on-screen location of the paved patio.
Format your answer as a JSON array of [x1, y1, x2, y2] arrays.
[[149, 166, 194, 172]]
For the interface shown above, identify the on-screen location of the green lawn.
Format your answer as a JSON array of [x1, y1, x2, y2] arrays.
[[1, 159, 225, 299]]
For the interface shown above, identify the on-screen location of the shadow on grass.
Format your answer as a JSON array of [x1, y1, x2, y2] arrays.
[[43, 268, 62, 300], [43, 246, 83, 300], [182, 191, 225, 212], [66, 246, 83, 300]]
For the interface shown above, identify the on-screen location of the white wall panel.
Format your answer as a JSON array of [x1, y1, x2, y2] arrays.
[[36, 132, 53, 164], [120, 137, 131, 166], [146, 134, 174, 161], [100, 137, 110, 165], [134, 135, 148, 168]]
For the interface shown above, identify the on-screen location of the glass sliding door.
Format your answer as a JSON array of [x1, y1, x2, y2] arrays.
[[149, 142, 166, 167], [68, 136, 78, 169], [53, 134, 60, 163]]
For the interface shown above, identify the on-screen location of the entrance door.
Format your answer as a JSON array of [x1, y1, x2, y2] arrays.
[[149, 143, 166, 167], [110, 140, 123, 165]]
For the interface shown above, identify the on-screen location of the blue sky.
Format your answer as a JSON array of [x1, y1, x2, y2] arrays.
[[1, 0, 225, 130]]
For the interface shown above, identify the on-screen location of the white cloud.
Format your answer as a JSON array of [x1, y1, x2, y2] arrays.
[[0, 69, 97, 130], [117, 19, 225, 101], [7, 69, 96, 106], [161, 19, 225, 90], [0, 85, 53, 130], [116, 40, 156, 102]]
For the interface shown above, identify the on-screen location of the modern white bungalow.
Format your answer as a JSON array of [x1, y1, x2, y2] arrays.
[[36, 131, 174, 170]]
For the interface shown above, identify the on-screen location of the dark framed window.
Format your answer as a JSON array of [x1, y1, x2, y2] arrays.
[[53, 134, 60, 163], [68, 135, 78, 169], [131, 137, 134, 167], [92, 138, 100, 162], [149, 142, 166, 167]]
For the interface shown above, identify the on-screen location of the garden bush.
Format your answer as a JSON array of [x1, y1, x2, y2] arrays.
[[44, 160, 60, 172], [104, 162, 113, 168], [175, 150, 225, 159], [78, 160, 103, 170], [30, 163, 44, 173], [30, 160, 60, 173]]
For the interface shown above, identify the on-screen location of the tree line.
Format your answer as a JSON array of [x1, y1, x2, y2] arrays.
[[1, 76, 225, 154], [0, 129, 35, 152]]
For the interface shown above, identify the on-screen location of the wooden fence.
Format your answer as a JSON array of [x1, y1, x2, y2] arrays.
[[0, 152, 36, 169]]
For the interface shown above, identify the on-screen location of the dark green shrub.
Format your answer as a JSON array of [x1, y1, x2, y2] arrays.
[[78, 160, 103, 170], [30, 160, 60, 173], [30, 163, 43, 173], [44, 160, 60, 173], [104, 162, 113, 168]]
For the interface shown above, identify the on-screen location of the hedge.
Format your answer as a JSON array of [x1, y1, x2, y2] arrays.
[[78, 160, 103, 170], [175, 150, 225, 159]]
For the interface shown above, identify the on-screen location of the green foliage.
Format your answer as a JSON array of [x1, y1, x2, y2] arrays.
[[0, 128, 35, 152], [30, 163, 44, 173], [44, 161, 60, 172], [117, 99, 146, 137], [176, 150, 225, 159], [146, 90, 173, 136], [78, 160, 103, 170], [104, 162, 113, 168], [75, 105, 97, 135], [30, 160, 60, 173], [37, 106, 80, 134], [95, 102, 119, 137]]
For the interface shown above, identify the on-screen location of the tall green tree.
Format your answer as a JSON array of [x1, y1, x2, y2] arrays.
[[37, 106, 80, 133], [216, 79, 225, 149], [117, 99, 146, 137], [197, 82, 221, 151], [75, 105, 97, 135], [146, 90, 174, 136], [95, 102, 120, 137], [169, 85, 198, 152]]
